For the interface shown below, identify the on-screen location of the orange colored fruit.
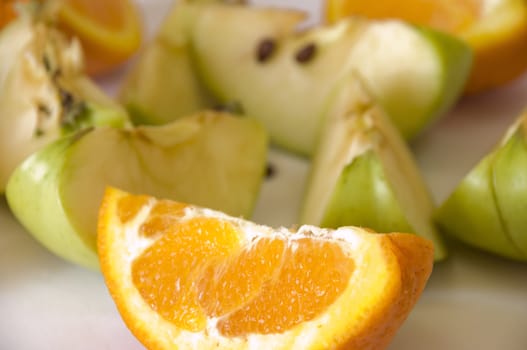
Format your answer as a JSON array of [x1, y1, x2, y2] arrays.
[[55, 0, 142, 76], [0, 0, 28, 29], [98, 187, 434, 349], [325, 0, 527, 94]]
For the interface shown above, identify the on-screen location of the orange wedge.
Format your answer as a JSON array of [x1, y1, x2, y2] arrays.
[[0, 0, 25, 29], [98, 187, 434, 349], [325, 0, 527, 94], [55, 0, 142, 76]]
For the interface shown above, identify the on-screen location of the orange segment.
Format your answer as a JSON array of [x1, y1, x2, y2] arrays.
[[55, 0, 142, 76], [132, 217, 242, 331], [197, 237, 287, 318], [98, 187, 434, 350], [325, 0, 527, 94], [216, 238, 355, 336], [0, 0, 28, 29], [327, 0, 481, 33]]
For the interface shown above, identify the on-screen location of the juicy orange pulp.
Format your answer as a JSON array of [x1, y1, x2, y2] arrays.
[[56, 0, 142, 76], [133, 219, 354, 335], [98, 187, 434, 349], [121, 195, 355, 335], [326, 0, 527, 94]]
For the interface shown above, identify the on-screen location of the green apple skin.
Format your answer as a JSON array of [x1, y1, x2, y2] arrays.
[[436, 119, 527, 261], [386, 26, 473, 139], [189, 4, 472, 156], [493, 127, 527, 254], [320, 151, 414, 234], [300, 76, 446, 261], [6, 111, 268, 269], [0, 17, 129, 193]]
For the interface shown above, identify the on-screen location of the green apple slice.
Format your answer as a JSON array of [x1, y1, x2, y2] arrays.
[[118, 0, 245, 125], [6, 111, 268, 269], [0, 16, 129, 193], [119, 2, 215, 125], [190, 3, 472, 156], [493, 125, 527, 254], [436, 114, 527, 261], [300, 76, 446, 261]]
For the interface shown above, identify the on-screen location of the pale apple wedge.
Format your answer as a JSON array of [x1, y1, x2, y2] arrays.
[[436, 112, 527, 261], [6, 111, 268, 269], [119, 2, 214, 125], [300, 76, 446, 261], [118, 0, 243, 125], [0, 16, 129, 193], [189, 3, 472, 156]]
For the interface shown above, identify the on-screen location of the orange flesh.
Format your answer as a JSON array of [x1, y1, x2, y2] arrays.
[[330, 0, 481, 33], [139, 201, 188, 238], [129, 213, 355, 336], [197, 237, 288, 318], [132, 217, 242, 331], [56, 0, 142, 76], [117, 195, 150, 223], [216, 238, 354, 336], [64, 0, 126, 30]]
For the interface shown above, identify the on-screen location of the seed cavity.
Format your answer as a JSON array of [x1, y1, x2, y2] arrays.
[[34, 128, 44, 137], [211, 101, 245, 115], [256, 38, 276, 63], [37, 103, 51, 118], [295, 42, 317, 64], [59, 89, 75, 110], [265, 163, 276, 179], [42, 55, 52, 73]]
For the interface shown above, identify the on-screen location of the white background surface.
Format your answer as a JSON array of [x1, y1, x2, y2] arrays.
[[2, 0, 527, 349]]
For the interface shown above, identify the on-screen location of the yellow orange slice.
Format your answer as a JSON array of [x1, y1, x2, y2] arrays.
[[98, 187, 434, 349], [55, 0, 142, 75], [326, 0, 527, 94]]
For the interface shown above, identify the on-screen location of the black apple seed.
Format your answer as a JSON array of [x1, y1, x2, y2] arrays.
[[295, 42, 317, 63], [256, 38, 276, 63]]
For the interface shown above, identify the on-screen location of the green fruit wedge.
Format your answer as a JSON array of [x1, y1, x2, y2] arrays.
[[189, 3, 472, 156], [300, 75, 446, 261], [6, 111, 268, 269], [118, 0, 248, 125], [0, 16, 129, 193], [119, 2, 214, 125], [436, 113, 527, 261]]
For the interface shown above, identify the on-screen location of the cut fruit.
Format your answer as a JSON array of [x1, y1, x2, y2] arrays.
[[0, 0, 28, 29], [98, 186, 434, 350], [119, 3, 215, 125], [189, 3, 471, 155], [53, 0, 142, 76], [300, 76, 446, 261], [6, 111, 268, 269], [436, 110, 527, 261], [325, 0, 527, 94], [0, 16, 129, 193]]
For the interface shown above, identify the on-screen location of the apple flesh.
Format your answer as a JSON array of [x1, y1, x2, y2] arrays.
[[436, 115, 527, 261], [0, 16, 129, 193], [189, 3, 472, 156], [6, 111, 268, 269], [300, 76, 446, 261], [119, 2, 215, 125]]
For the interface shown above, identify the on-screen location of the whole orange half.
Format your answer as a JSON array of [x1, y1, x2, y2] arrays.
[[325, 0, 527, 94]]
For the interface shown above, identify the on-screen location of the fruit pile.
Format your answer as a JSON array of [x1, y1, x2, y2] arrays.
[[1, 0, 527, 349]]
